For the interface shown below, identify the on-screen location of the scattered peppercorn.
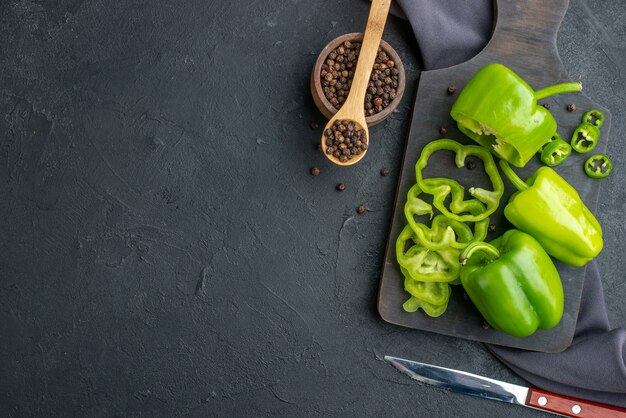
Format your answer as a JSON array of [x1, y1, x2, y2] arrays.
[[542, 103, 550, 110], [316, 143, 322, 151], [380, 167, 390, 176], [310, 167, 320, 176], [310, 121, 319, 129], [336, 182, 347, 191], [488, 223, 496, 233], [447, 84, 457, 95], [320, 41, 400, 116], [466, 161, 476, 170], [439, 126, 448, 136], [567, 103, 576, 112], [357, 204, 366, 215], [323, 119, 368, 163], [482, 320, 491, 330], [463, 292, 469, 301]]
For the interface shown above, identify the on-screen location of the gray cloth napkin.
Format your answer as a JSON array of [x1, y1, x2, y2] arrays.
[[390, 0, 626, 407]]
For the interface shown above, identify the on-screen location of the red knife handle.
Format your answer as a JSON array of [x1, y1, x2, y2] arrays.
[[527, 388, 626, 417]]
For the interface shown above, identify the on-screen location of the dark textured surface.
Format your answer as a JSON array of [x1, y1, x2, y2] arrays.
[[0, 0, 623, 417]]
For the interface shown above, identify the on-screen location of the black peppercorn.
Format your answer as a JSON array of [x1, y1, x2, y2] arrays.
[[466, 161, 476, 170], [380, 167, 390, 176], [310, 167, 320, 176], [310, 121, 319, 130], [336, 183, 347, 191], [567, 103, 576, 112], [488, 223, 496, 233], [357, 204, 366, 215], [482, 320, 491, 330], [320, 41, 400, 116], [542, 103, 550, 110], [447, 84, 457, 95], [439, 127, 448, 136]]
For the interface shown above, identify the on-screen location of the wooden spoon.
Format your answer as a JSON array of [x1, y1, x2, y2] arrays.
[[320, 0, 392, 166]]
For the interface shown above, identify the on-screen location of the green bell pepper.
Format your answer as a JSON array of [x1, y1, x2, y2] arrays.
[[459, 229, 564, 338], [415, 139, 504, 223], [500, 161, 603, 267], [571, 122, 600, 153], [450, 63, 582, 167], [584, 153, 612, 179]]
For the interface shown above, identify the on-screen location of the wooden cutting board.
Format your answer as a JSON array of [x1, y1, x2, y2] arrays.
[[378, 0, 611, 353]]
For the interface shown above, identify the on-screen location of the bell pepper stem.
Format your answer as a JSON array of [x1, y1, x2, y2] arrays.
[[534, 81, 582, 101], [499, 160, 529, 191], [459, 241, 501, 265]]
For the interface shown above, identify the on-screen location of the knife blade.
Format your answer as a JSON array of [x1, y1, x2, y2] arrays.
[[384, 355, 626, 418]]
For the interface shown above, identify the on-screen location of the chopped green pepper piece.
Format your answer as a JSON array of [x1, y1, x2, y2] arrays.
[[450, 63, 582, 167], [404, 184, 489, 249], [402, 295, 448, 317], [395, 225, 461, 283], [459, 229, 564, 337], [584, 154, 612, 179], [571, 122, 600, 153], [415, 139, 504, 223], [582, 109, 605, 128], [499, 160, 603, 266], [540, 137, 572, 166], [403, 271, 451, 306]]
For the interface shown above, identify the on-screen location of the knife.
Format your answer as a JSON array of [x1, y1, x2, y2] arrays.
[[384, 355, 626, 417]]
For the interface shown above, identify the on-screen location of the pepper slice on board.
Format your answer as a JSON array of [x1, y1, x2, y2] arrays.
[[450, 63, 582, 167], [499, 160, 603, 267], [414, 139, 504, 223], [395, 225, 461, 283], [400, 266, 451, 317], [582, 109, 605, 128], [404, 184, 489, 249], [584, 154, 612, 179], [459, 229, 564, 338], [540, 137, 572, 167], [571, 122, 600, 153]]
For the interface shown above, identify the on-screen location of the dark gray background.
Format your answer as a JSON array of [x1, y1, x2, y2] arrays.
[[1, 0, 624, 417]]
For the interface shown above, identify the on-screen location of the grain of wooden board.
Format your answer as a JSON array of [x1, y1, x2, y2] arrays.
[[377, 0, 611, 352]]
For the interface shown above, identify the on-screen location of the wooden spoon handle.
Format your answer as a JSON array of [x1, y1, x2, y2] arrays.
[[344, 0, 392, 110]]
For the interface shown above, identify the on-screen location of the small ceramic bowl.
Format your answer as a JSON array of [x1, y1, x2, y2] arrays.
[[310, 32, 406, 127]]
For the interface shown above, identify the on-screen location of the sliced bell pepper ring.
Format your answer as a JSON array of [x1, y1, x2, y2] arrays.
[[450, 63, 582, 167], [582, 109, 605, 128], [402, 295, 449, 318], [540, 137, 572, 167], [584, 154, 612, 179], [571, 122, 600, 153], [395, 225, 461, 283], [414, 139, 504, 223], [402, 270, 451, 306], [403, 184, 489, 250]]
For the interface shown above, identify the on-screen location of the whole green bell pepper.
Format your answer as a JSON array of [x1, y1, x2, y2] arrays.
[[459, 229, 564, 338], [499, 161, 603, 267], [450, 63, 582, 167]]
